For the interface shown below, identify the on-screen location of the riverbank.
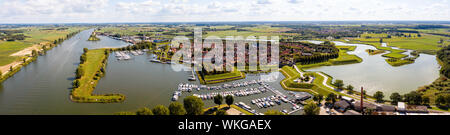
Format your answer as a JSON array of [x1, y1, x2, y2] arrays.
[[88, 32, 100, 41], [198, 68, 246, 85], [70, 49, 125, 103], [0, 28, 84, 83], [294, 45, 362, 70]]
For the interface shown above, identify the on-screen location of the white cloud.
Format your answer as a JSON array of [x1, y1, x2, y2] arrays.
[[0, 0, 448, 23]]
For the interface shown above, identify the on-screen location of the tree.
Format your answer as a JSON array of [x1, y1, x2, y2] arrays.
[[169, 102, 186, 115], [225, 95, 234, 107], [390, 92, 402, 105], [76, 68, 84, 79], [83, 48, 88, 53], [422, 96, 430, 105], [403, 91, 422, 105], [32, 50, 38, 57], [435, 95, 446, 106], [214, 94, 223, 107], [373, 91, 384, 103], [326, 93, 337, 103], [216, 109, 228, 115], [264, 110, 285, 115], [152, 105, 170, 115], [303, 101, 320, 115], [73, 79, 80, 88], [80, 54, 87, 63], [318, 94, 324, 104], [183, 96, 204, 115], [136, 107, 154, 115], [346, 85, 354, 94], [333, 80, 344, 90], [446, 95, 450, 107]]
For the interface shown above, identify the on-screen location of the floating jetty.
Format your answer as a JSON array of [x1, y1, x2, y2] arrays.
[[192, 87, 268, 100], [115, 50, 145, 60], [177, 79, 263, 92], [115, 51, 131, 60]]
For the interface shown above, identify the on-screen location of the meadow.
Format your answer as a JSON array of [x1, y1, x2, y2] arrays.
[[71, 49, 125, 103], [0, 27, 86, 66]]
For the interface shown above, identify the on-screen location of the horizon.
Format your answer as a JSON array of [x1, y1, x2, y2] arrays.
[[1, 20, 450, 25], [0, 0, 449, 23]]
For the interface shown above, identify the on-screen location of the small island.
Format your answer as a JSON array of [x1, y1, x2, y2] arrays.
[[366, 49, 385, 55], [88, 32, 100, 41]]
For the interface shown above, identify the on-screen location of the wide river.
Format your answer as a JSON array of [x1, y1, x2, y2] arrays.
[[0, 30, 440, 114], [0, 29, 298, 114], [306, 41, 440, 96]]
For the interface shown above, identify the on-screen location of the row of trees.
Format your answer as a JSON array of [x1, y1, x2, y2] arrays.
[[117, 94, 299, 115], [371, 91, 450, 107], [437, 46, 450, 78], [117, 95, 230, 115]]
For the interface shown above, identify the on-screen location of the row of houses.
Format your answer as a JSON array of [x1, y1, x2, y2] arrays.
[[333, 96, 430, 115]]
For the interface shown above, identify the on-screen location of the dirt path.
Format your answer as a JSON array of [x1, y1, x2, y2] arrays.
[[0, 61, 21, 75], [10, 45, 40, 57], [226, 107, 244, 115]]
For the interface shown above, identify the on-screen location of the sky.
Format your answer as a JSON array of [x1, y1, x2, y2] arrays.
[[0, 0, 448, 23]]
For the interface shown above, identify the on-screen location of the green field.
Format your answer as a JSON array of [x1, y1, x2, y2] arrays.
[[71, 49, 125, 103], [279, 66, 331, 95], [199, 68, 246, 84], [348, 33, 448, 55], [295, 45, 362, 69], [385, 58, 414, 67], [0, 27, 86, 66], [204, 29, 299, 38], [0, 41, 30, 66]]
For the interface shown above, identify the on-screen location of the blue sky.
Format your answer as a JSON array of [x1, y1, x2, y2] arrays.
[[0, 0, 448, 23]]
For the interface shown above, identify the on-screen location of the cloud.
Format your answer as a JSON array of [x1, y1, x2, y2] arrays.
[[0, 0, 448, 23]]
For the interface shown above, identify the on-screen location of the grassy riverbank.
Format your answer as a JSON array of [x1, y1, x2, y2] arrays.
[[88, 32, 100, 41], [385, 58, 414, 67], [294, 45, 362, 70], [198, 68, 246, 84], [279, 66, 329, 95], [71, 49, 125, 103]]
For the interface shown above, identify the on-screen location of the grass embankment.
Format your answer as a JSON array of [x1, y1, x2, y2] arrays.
[[71, 49, 125, 103], [281, 65, 376, 101], [365, 49, 385, 55], [88, 32, 100, 41], [279, 66, 329, 95], [385, 58, 414, 67], [0, 55, 36, 83], [198, 68, 246, 84], [294, 45, 362, 70]]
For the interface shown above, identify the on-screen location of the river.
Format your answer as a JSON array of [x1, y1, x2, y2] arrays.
[[0, 30, 439, 114], [306, 41, 440, 96]]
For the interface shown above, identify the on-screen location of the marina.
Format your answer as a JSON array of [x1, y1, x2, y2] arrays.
[[173, 79, 309, 115]]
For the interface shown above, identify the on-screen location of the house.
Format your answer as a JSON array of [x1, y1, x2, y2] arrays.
[[341, 96, 354, 103], [334, 100, 351, 112], [352, 101, 377, 112], [406, 105, 428, 113], [397, 102, 406, 112], [343, 110, 361, 115], [376, 105, 396, 112], [294, 94, 311, 102]]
